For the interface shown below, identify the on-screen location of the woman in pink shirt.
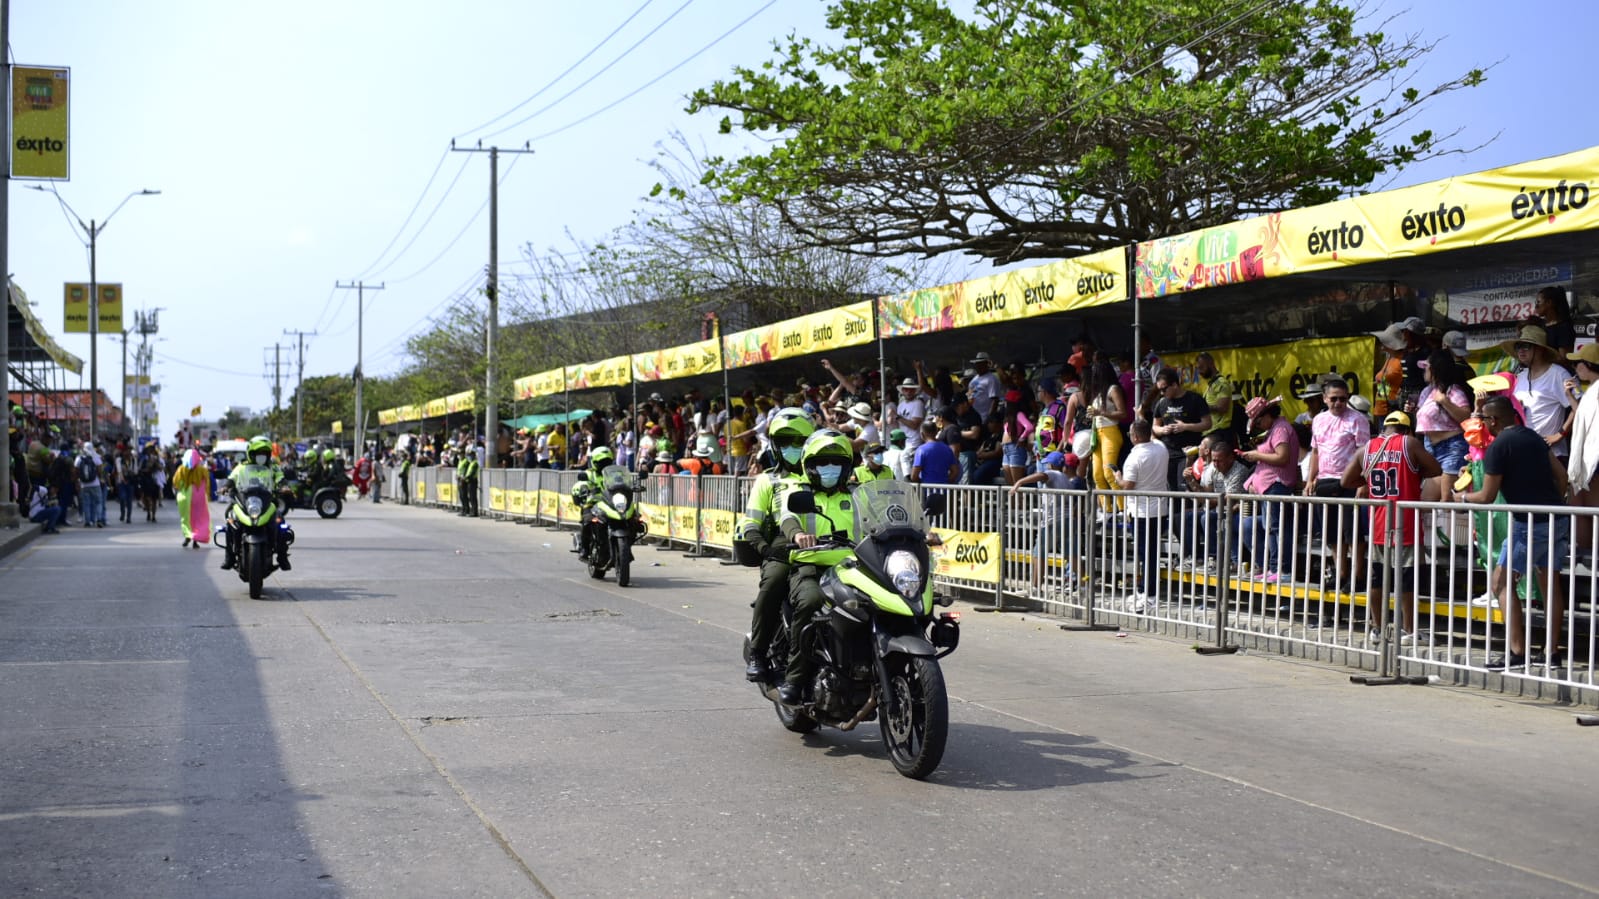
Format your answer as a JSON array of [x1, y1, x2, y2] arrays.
[[1411, 349, 1472, 499], [1239, 396, 1301, 581], [1001, 390, 1035, 485]]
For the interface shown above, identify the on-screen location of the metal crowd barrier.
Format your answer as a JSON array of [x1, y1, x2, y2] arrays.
[[385, 466, 1599, 701]]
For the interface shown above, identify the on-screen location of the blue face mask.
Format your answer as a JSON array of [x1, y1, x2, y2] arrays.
[[816, 463, 844, 488], [781, 445, 803, 465], [869, 452, 884, 465]]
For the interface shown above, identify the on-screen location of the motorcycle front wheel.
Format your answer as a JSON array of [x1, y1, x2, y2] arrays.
[[614, 536, 631, 587], [246, 543, 266, 599], [586, 525, 607, 580], [880, 655, 948, 779]]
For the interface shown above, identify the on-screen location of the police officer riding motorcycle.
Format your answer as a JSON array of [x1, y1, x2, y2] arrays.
[[217, 435, 296, 598], [735, 407, 816, 682]]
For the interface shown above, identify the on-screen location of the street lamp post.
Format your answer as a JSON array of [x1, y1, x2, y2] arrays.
[[27, 186, 159, 444]]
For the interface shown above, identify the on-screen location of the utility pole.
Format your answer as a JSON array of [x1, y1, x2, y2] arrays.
[[284, 328, 316, 442], [265, 343, 283, 421], [0, 0, 15, 527], [134, 309, 161, 441], [334, 280, 383, 454], [451, 140, 532, 466]]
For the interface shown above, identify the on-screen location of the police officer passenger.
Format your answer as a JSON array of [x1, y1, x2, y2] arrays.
[[777, 428, 858, 705]]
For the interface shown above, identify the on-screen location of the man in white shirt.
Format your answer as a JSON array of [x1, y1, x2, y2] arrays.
[[966, 352, 1002, 420], [893, 378, 927, 473], [1112, 420, 1170, 612]]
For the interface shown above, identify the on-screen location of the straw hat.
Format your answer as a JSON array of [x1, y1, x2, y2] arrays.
[[1568, 343, 1599, 367], [1500, 324, 1554, 356]]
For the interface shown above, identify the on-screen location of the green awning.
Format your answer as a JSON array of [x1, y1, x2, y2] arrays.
[[502, 409, 594, 430]]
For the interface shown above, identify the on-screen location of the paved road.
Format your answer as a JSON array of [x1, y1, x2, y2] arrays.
[[3, 498, 1597, 898]]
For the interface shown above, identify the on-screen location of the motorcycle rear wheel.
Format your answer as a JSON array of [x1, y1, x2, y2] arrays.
[[880, 655, 948, 779], [768, 631, 817, 733], [586, 527, 607, 580]]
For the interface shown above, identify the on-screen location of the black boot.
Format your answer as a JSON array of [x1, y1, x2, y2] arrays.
[[745, 656, 769, 682], [277, 553, 292, 572], [221, 552, 236, 571], [777, 682, 803, 705]]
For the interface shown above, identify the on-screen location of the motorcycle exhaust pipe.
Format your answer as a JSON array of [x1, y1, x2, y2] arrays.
[[837, 695, 878, 732]]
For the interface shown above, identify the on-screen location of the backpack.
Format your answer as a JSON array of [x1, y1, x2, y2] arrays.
[[77, 455, 97, 483]]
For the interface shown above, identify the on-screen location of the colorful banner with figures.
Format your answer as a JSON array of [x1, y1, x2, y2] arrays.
[[640, 502, 670, 540], [930, 529, 1002, 584], [1137, 144, 1599, 297], [722, 300, 874, 368], [565, 354, 632, 391], [1158, 335, 1376, 423], [515, 367, 566, 400], [632, 336, 722, 382], [11, 66, 70, 180], [878, 248, 1127, 338], [446, 390, 475, 413]]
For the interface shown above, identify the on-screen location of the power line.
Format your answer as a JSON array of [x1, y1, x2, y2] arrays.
[[479, 0, 698, 141], [361, 153, 476, 280], [520, 0, 777, 145], [153, 349, 258, 378], [383, 154, 527, 287], [454, 0, 659, 140], [352, 147, 452, 281]]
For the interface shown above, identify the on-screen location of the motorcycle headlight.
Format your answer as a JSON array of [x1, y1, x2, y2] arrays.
[[611, 492, 629, 510], [244, 496, 264, 517], [886, 550, 922, 601]]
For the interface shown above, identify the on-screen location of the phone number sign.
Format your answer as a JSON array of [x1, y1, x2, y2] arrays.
[[1447, 263, 1569, 327]]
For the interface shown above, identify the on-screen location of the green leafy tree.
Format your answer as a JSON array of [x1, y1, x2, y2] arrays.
[[689, 0, 1487, 263]]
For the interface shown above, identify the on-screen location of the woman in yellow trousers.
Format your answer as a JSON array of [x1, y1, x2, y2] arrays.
[[1080, 361, 1128, 517]]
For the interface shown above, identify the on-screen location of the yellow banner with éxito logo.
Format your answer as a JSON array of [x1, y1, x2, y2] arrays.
[[930, 528, 1001, 584]]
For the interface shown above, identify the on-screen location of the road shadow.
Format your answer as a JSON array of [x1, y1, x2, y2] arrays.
[[801, 720, 1156, 791], [0, 534, 335, 895]]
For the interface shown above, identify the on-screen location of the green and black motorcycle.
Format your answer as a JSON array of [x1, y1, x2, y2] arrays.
[[573, 464, 647, 586], [216, 473, 295, 600], [744, 479, 961, 779]]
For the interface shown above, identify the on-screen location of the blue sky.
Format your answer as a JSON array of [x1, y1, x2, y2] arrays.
[[9, 0, 1598, 436]]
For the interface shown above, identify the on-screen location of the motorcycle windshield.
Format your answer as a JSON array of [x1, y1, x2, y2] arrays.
[[234, 469, 276, 494], [601, 465, 633, 494], [851, 479, 926, 539]]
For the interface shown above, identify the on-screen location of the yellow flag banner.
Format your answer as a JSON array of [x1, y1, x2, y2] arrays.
[[1158, 335, 1375, 424], [930, 528, 1002, 584], [515, 367, 566, 400], [1136, 144, 1599, 297], [633, 336, 723, 382], [446, 390, 475, 413], [332, 420, 344, 434], [878, 249, 1126, 338], [723, 300, 875, 369], [565, 355, 632, 391], [11, 66, 70, 180], [62, 283, 120, 333]]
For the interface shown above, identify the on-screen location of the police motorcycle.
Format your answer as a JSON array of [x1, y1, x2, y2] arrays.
[[742, 479, 960, 780], [216, 467, 295, 600], [572, 464, 647, 586]]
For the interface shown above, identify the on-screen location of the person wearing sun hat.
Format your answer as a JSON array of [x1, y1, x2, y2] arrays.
[[967, 351, 1001, 418], [1501, 323, 1574, 459], [1563, 344, 1599, 527]]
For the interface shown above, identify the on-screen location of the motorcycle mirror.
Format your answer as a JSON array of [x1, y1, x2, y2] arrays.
[[787, 491, 817, 514]]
